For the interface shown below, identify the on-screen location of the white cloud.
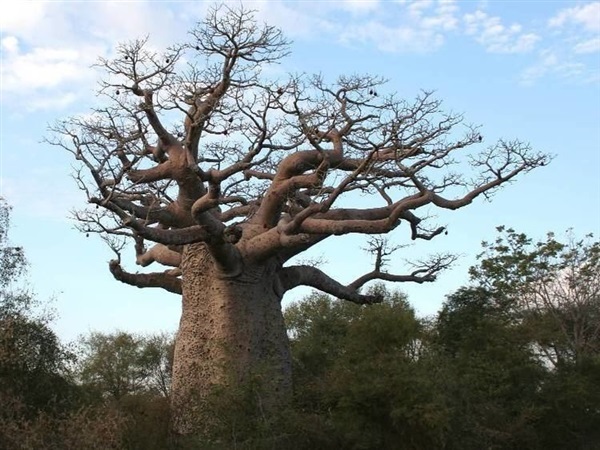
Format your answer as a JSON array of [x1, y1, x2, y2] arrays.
[[464, 10, 539, 53], [540, 2, 600, 82], [251, 1, 337, 40], [2, 46, 85, 93], [339, 20, 445, 53], [3, 0, 591, 108], [548, 2, 600, 32], [0, 2, 47, 36], [0, 0, 343, 111], [0, 2, 191, 112], [421, 0, 459, 31], [520, 49, 589, 86], [402, 0, 458, 31], [407, 0, 435, 18], [547, 2, 600, 55], [0, 35, 105, 111], [29, 93, 79, 112], [340, 0, 381, 14], [83, 1, 187, 46], [338, 0, 459, 53], [1, 36, 19, 53], [574, 37, 600, 54]]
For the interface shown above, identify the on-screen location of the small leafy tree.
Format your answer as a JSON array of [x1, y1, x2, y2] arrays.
[[468, 227, 600, 448], [75, 331, 175, 450], [471, 227, 600, 368], [285, 286, 447, 449], [77, 331, 174, 400]]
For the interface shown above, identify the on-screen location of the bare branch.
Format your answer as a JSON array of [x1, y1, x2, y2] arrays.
[[349, 253, 459, 290], [50, 5, 550, 300], [109, 260, 182, 294], [278, 265, 381, 305]]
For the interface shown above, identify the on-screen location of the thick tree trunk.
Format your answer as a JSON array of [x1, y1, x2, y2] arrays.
[[171, 243, 292, 435]]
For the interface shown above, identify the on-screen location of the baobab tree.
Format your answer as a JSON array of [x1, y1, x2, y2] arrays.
[[48, 6, 549, 433]]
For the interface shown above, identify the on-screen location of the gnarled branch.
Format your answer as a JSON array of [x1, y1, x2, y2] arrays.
[[109, 260, 182, 294], [278, 265, 381, 305]]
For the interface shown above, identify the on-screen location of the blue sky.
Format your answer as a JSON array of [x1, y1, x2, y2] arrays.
[[1, 0, 599, 342]]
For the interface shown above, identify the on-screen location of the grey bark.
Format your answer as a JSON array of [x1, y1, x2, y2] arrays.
[[171, 243, 292, 434]]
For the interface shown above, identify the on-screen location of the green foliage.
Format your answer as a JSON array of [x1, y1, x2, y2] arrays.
[[77, 331, 174, 400], [277, 229, 600, 449], [0, 314, 78, 415], [286, 291, 363, 390], [71, 331, 175, 448], [0, 199, 27, 293], [535, 361, 600, 449], [0, 199, 78, 419], [0, 199, 99, 448], [452, 227, 600, 449], [471, 227, 600, 369], [435, 287, 545, 449], [285, 285, 448, 449], [177, 373, 294, 449], [117, 394, 172, 450]]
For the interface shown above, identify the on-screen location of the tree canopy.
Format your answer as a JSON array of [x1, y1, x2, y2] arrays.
[[47, 5, 549, 304]]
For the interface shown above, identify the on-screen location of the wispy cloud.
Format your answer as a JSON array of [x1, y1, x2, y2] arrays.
[[548, 2, 600, 32], [463, 10, 539, 53], [0, 1, 47, 37], [0, 35, 101, 111], [1, 0, 596, 108], [520, 49, 588, 86], [250, 1, 337, 40], [0, 1, 190, 111], [518, 1, 600, 85], [409, 0, 459, 31], [339, 0, 381, 15], [548, 2, 600, 56], [338, 0, 459, 53], [574, 37, 600, 54], [339, 20, 445, 53], [2, 39, 90, 92]]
